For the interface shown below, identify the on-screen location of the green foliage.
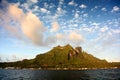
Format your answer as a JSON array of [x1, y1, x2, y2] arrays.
[[0, 44, 120, 68]]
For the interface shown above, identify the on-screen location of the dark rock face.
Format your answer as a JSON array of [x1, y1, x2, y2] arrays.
[[68, 46, 83, 60], [68, 49, 75, 60], [75, 47, 82, 53]]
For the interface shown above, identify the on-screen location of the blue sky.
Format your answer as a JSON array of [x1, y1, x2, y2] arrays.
[[0, 0, 120, 62]]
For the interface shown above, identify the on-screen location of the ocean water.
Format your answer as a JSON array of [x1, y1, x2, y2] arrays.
[[0, 69, 120, 80]]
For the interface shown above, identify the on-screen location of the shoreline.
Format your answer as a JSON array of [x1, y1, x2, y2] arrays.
[[1, 67, 119, 70]]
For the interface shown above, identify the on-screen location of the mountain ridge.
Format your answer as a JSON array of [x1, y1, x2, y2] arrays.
[[0, 44, 120, 69]]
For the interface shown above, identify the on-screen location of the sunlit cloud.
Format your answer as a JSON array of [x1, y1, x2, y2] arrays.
[[69, 32, 84, 41], [21, 12, 47, 46], [56, 32, 84, 46], [51, 21, 59, 32]]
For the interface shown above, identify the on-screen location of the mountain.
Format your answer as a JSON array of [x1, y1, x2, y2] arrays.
[[0, 44, 120, 69], [33, 44, 108, 68]]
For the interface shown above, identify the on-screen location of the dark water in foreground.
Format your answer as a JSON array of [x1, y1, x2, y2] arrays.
[[0, 69, 120, 80]]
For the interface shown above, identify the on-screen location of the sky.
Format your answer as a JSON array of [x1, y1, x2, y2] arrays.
[[0, 0, 120, 62]]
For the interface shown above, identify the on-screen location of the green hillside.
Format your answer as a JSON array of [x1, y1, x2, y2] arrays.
[[33, 44, 108, 68], [0, 44, 120, 69]]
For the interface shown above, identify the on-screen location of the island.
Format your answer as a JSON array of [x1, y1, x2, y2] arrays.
[[0, 44, 120, 70]]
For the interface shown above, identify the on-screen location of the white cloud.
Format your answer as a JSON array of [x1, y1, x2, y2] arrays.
[[95, 6, 98, 9], [44, 2, 48, 8], [51, 21, 59, 32], [54, 7, 66, 19], [74, 13, 79, 18], [49, 3, 56, 9], [68, 0, 74, 5], [100, 26, 109, 32], [112, 6, 119, 12], [111, 29, 120, 34], [82, 24, 120, 61], [33, 5, 39, 11], [101, 7, 107, 11], [81, 27, 93, 32], [91, 6, 98, 11], [26, 0, 38, 8], [79, 4, 87, 9], [79, 22, 100, 33], [31, 0, 38, 3], [40, 8, 47, 13], [59, 0, 64, 5], [21, 3, 30, 12], [68, 0, 77, 6], [83, 13, 88, 17], [40, 8, 50, 14], [57, 7, 62, 13], [91, 22, 100, 26]]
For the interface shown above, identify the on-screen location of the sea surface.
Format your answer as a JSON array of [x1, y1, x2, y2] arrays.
[[0, 69, 120, 80]]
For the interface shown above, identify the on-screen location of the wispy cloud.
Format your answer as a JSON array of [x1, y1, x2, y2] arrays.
[[100, 26, 109, 32], [101, 7, 107, 11]]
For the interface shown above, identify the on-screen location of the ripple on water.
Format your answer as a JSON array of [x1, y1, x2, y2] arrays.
[[0, 69, 120, 80]]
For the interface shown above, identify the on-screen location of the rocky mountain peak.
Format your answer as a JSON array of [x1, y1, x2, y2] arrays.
[[75, 46, 82, 53]]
